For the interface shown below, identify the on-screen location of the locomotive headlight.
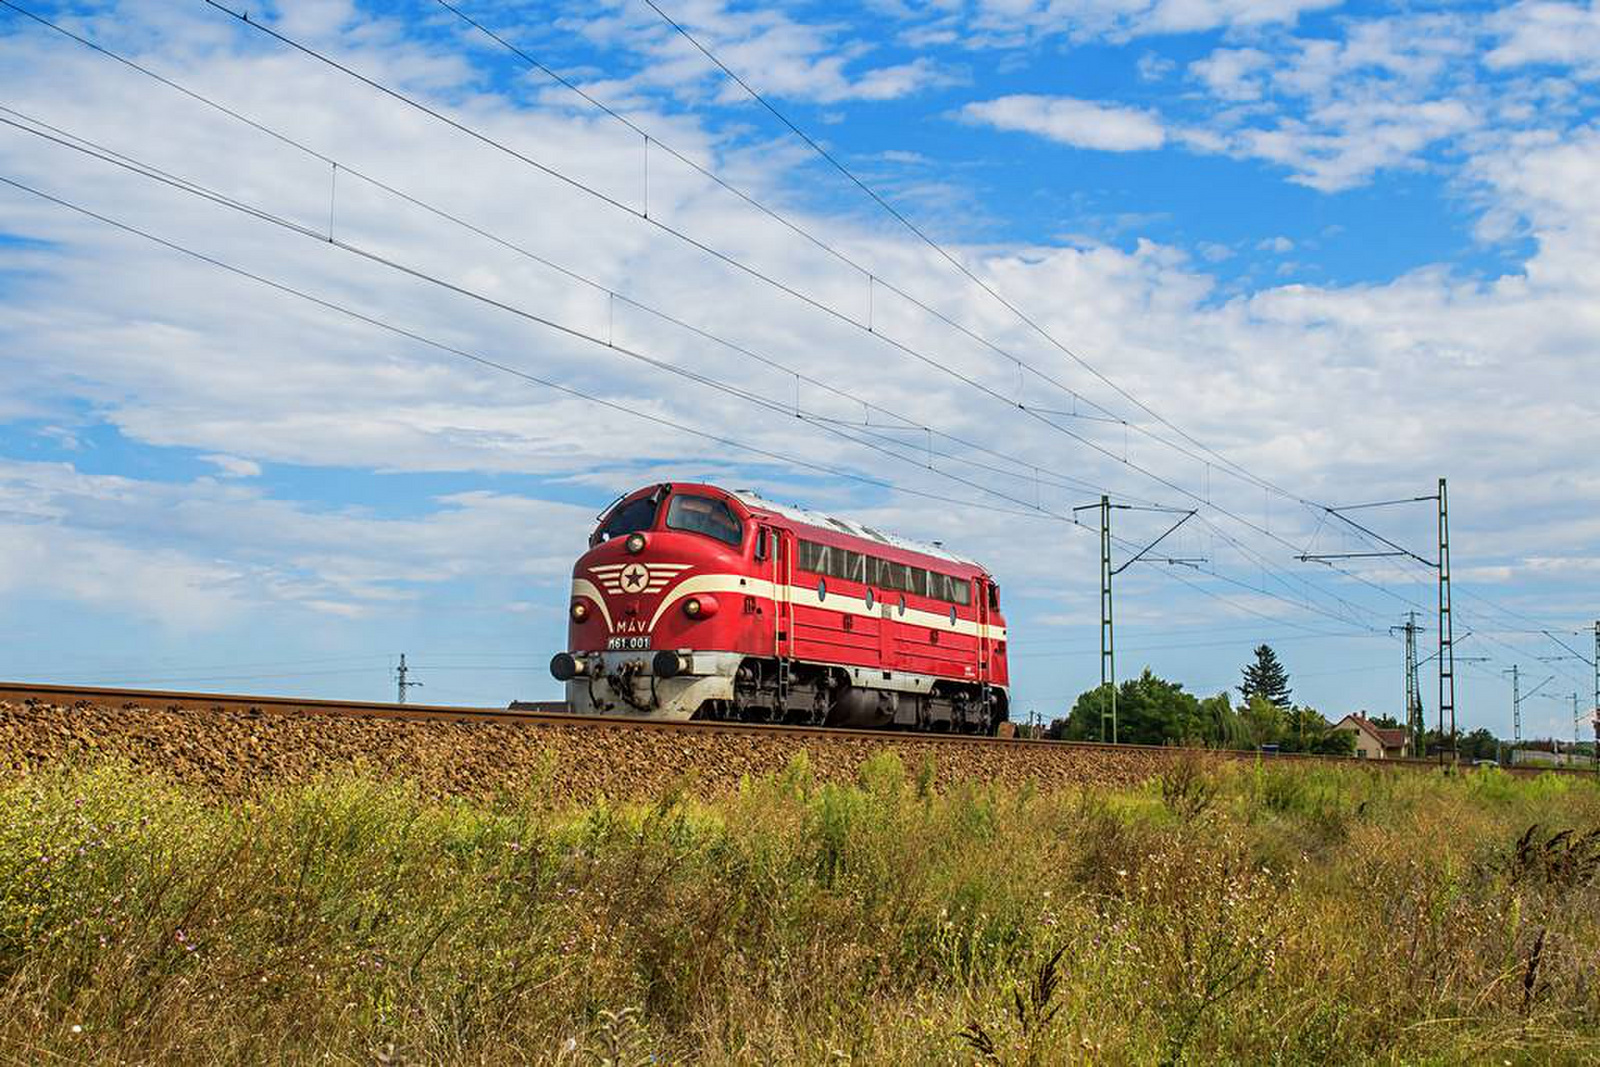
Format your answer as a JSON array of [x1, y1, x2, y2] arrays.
[[682, 595, 718, 619], [570, 599, 591, 622], [625, 532, 648, 554]]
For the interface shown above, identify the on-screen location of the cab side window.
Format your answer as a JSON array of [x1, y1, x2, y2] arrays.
[[595, 496, 658, 543]]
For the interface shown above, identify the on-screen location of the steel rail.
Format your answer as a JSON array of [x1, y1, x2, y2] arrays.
[[0, 681, 1588, 777]]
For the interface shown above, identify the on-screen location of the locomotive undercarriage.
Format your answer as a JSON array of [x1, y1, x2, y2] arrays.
[[706, 658, 1002, 734], [563, 649, 1004, 733]]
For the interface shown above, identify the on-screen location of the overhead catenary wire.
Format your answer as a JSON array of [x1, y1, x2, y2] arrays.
[[1009, 629, 1386, 659], [0, 90, 1111, 512], [179, 0, 1423, 636], [0, 0, 1144, 515], [438, 0, 1476, 630], [0, 0, 1156, 515], [628, 0, 1591, 654], [0, 57, 1379, 639], [32, 7, 1368, 651], [0, 161, 1390, 640], [3, 4, 1574, 703], [183, 7, 1329, 534], [9, 0, 1566, 655], [431, 0, 1291, 499], [0, 112, 1091, 525], [0, 172, 1057, 521], [634, 0, 1311, 507]]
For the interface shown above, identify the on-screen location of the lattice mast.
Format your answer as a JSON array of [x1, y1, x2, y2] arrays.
[[396, 653, 423, 705], [1437, 478, 1456, 760], [1508, 665, 1521, 746], [1391, 612, 1424, 758], [1099, 496, 1115, 744], [1071, 498, 1203, 744]]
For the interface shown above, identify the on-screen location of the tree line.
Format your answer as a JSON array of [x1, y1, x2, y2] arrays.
[[1035, 644, 1571, 760]]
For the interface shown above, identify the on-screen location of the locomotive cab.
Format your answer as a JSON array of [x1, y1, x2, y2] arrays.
[[551, 483, 1010, 732], [553, 483, 763, 720]]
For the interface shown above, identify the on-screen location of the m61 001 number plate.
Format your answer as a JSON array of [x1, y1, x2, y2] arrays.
[[606, 635, 652, 651]]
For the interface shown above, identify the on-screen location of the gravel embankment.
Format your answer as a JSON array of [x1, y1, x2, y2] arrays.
[[0, 701, 1175, 802]]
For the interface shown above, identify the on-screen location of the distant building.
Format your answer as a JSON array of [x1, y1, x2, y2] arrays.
[[1332, 713, 1411, 759], [1511, 744, 1588, 767]]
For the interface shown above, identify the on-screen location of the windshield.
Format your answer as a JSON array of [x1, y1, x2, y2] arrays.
[[665, 493, 743, 547], [596, 495, 659, 542]]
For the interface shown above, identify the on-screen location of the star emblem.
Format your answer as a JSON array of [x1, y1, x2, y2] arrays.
[[620, 563, 649, 593]]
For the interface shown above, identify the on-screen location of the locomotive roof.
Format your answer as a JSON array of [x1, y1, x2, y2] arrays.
[[728, 488, 980, 568]]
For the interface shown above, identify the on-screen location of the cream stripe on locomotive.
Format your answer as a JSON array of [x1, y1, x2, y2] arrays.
[[569, 577, 615, 630], [588, 562, 691, 595], [645, 572, 1007, 641], [646, 574, 777, 631]]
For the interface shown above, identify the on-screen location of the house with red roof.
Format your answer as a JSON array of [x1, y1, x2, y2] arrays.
[[1332, 713, 1411, 759]]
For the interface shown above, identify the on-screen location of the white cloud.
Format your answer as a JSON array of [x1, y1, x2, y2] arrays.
[[560, 0, 958, 106], [959, 95, 1165, 151], [1256, 235, 1294, 254], [1173, 13, 1492, 190], [1486, 1, 1600, 76], [0, 457, 594, 626], [938, 10, 1538, 190], [886, 0, 1339, 47], [1189, 47, 1272, 101], [201, 454, 262, 478], [1136, 51, 1176, 81]]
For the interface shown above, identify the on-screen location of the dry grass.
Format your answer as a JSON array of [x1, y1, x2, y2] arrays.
[[0, 755, 1597, 1064]]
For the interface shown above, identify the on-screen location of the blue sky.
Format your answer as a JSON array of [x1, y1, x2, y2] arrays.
[[1, 0, 1597, 737]]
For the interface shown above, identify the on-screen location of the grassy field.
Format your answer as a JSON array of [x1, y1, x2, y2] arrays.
[[1, 754, 1597, 1065]]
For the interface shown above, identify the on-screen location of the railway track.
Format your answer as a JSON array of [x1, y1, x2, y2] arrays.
[[2, 680, 1589, 778]]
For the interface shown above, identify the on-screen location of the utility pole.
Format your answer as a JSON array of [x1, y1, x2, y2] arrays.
[[1505, 665, 1557, 762], [1298, 479, 1454, 762], [1437, 478, 1456, 761], [1505, 665, 1521, 750], [1071, 498, 1202, 744], [1538, 623, 1599, 774], [1098, 495, 1115, 745], [396, 653, 423, 704], [1391, 612, 1424, 759]]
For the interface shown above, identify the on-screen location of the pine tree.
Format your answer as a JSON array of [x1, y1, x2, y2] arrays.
[[1239, 644, 1293, 707]]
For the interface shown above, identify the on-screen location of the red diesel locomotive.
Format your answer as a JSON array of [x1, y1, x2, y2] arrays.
[[549, 483, 1010, 732]]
